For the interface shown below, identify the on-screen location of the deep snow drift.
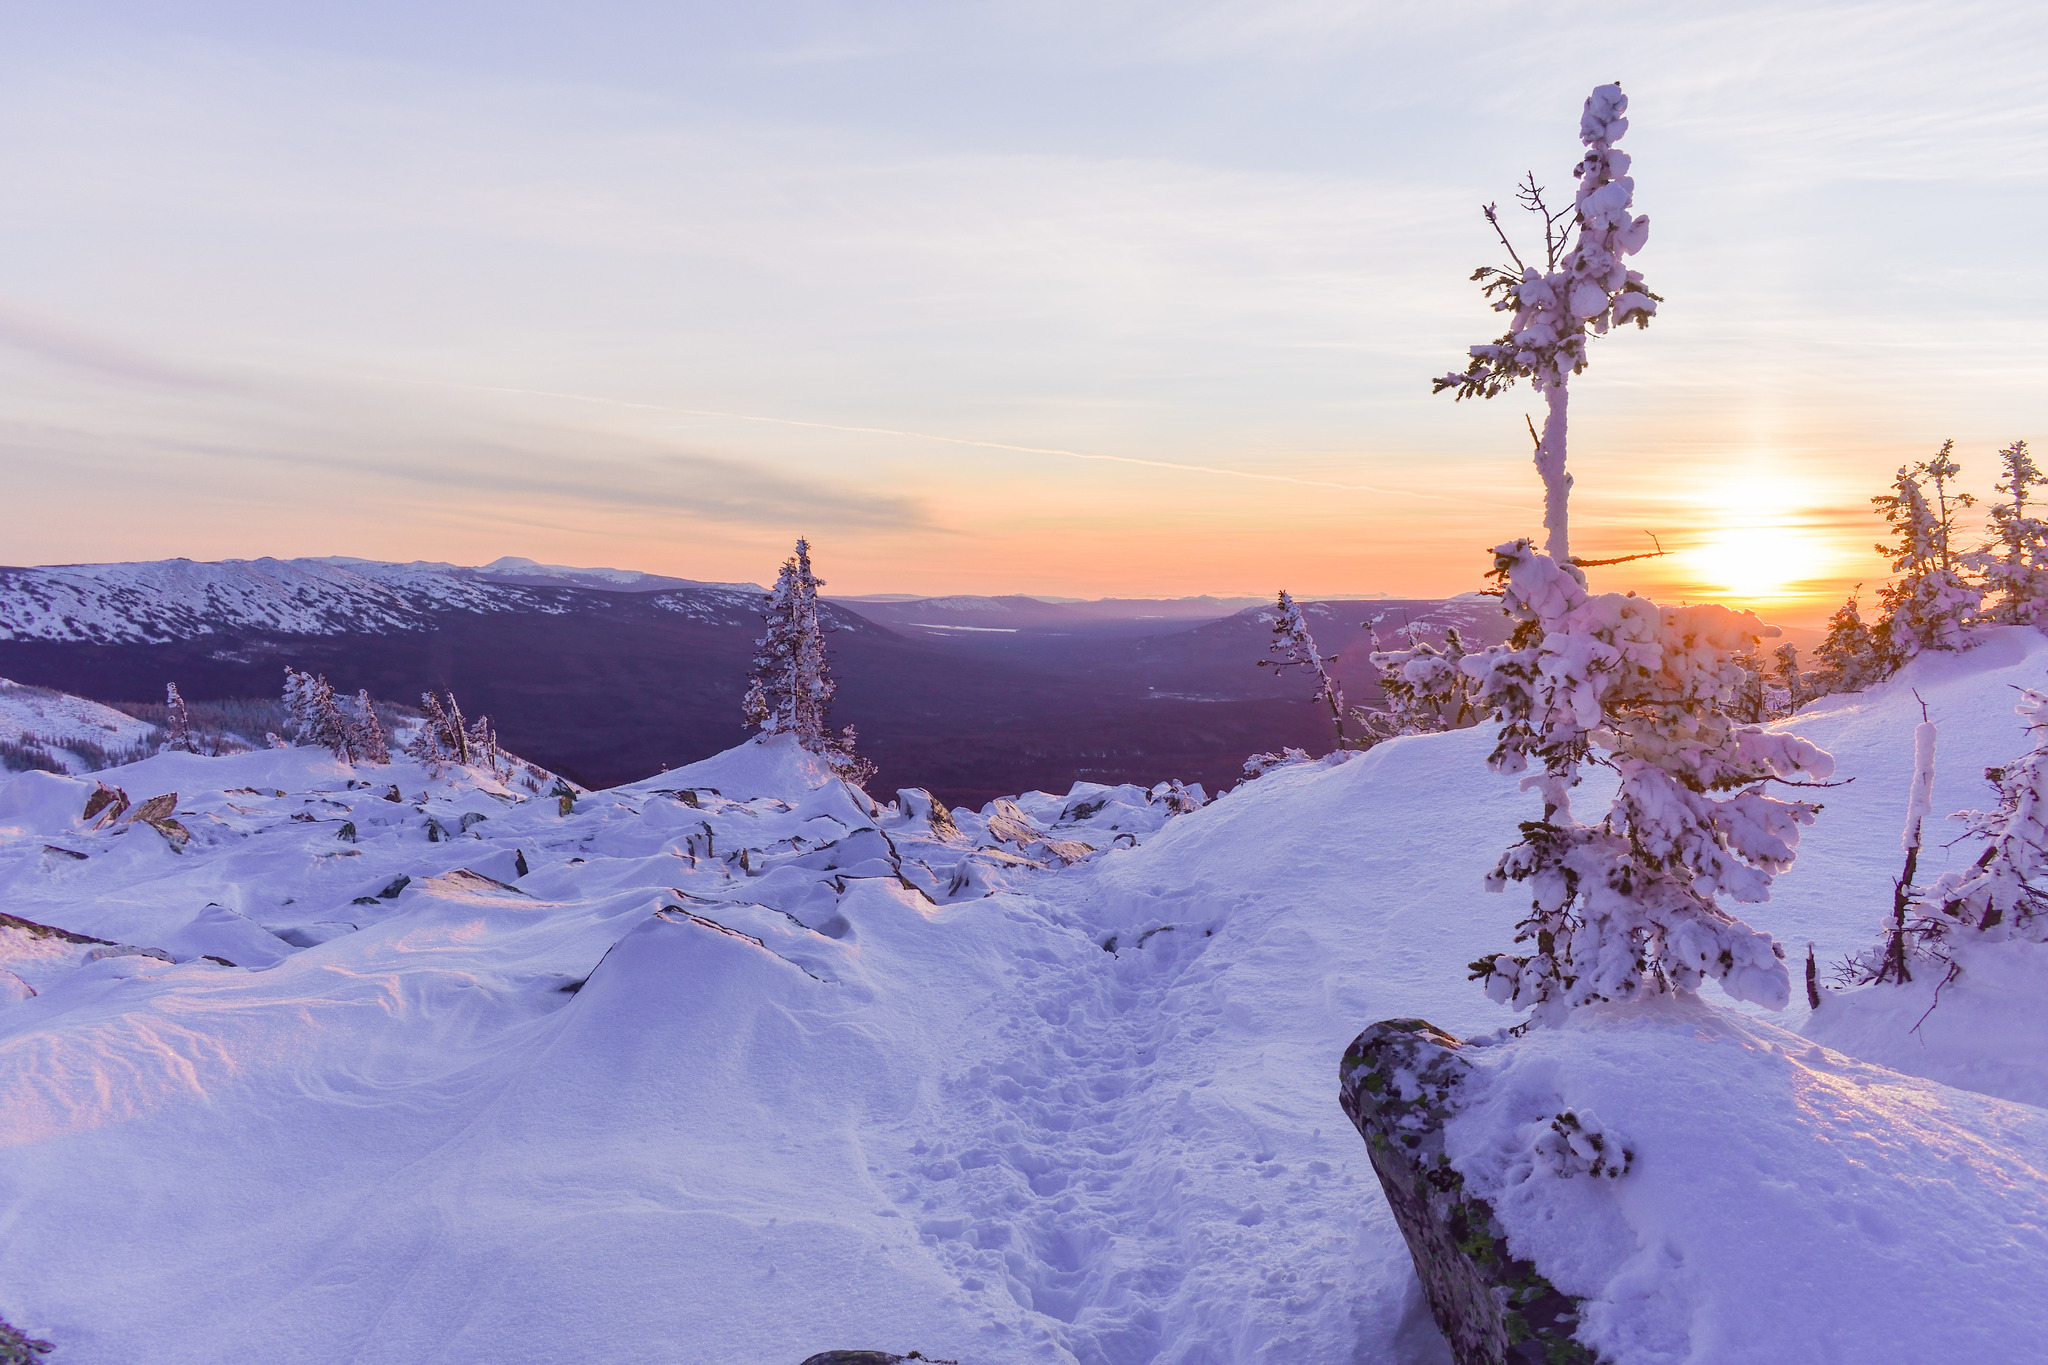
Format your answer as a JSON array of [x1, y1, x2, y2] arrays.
[[3, 638, 2048, 1363]]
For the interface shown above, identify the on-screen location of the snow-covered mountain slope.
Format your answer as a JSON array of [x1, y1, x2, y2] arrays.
[[0, 556, 769, 643], [0, 678, 159, 773], [4, 633, 2048, 1363]]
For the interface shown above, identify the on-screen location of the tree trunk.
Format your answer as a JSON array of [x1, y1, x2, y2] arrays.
[[1537, 385, 1572, 562]]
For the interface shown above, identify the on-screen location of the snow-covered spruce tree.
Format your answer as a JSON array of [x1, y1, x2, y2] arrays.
[[162, 682, 197, 754], [1873, 446, 1981, 661], [405, 689, 500, 774], [1368, 625, 1478, 735], [283, 668, 362, 761], [1465, 542, 1835, 1019], [1434, 82, 1659, 563], [1258, 590, 1352, 747], [1811, 590, 1883, 695], [742, 538, 873, 782], [1771, 643, 1807, 715], [352, 689, 391, 764], [1975, 440, 2048, 627]]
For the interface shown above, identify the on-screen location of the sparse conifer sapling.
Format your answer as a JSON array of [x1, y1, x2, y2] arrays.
[[1258, 590, 1352, 748]]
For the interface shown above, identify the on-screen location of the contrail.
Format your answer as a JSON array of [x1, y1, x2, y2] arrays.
[[387, 377, 1535, 511]]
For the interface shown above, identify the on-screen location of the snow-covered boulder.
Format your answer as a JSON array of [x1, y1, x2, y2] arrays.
[[1343, 998, 2048, 1364]]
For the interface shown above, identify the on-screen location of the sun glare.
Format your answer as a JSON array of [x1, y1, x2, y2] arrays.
[[1681, 477, 1835, 606]]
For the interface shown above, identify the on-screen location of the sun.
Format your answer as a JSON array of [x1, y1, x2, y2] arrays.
[[1682, 478, 1834, 605]]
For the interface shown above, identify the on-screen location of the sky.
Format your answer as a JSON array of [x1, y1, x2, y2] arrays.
[[3, 1, 2044, 623]]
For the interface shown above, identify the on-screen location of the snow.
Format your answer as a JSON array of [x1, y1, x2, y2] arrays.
[[0, 678, 159, 773], [0, 556, 764, 643], [1445, 997, 2048, 1364], [3, 631, 2048, 1362]]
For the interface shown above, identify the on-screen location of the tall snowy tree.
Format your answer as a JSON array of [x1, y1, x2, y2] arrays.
[[1434, 83, 1659, 563], [1873, 447, 1981, 660], [1258, 590, 1351, 748], [162, 682, 197, 754], [1428, 87, 1832, 1023], [1464, 543, 1834, 1020], [1976, 440, 2048, 627], [742, 539, 872, 781]]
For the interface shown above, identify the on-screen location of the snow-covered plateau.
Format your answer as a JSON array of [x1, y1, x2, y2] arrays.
[[5, 634, 2048, 1363]]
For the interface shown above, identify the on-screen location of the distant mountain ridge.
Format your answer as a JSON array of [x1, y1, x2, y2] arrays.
[[0, 554, 1499, 801], [0, 556, 771, 645]]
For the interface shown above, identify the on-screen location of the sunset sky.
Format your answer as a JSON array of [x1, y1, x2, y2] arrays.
[[5, 2, 2044, 623]]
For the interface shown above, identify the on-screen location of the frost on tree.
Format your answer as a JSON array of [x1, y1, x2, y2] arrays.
[[1368, 625, 1479, 736], [1257, 590, 1352, 748], [1975, 440, 2048, 627], [282, 668, 388, 764], [1873, 444, 1980, 661], [1464, 540, 1834, 1021], [405, 689, 501, 775], [1433, 83, 1660, 563], [742, 538, 874, 783], [162, 682, 197, 754], [1812, 591, 1883, 695]]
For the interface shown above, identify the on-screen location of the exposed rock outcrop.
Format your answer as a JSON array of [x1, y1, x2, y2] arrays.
[[1338, 1018, 1600, 1365]]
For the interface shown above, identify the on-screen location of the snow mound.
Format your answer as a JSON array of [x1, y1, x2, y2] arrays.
[[1447, 998, 2048, 1363], [627, 731, 847, 804]]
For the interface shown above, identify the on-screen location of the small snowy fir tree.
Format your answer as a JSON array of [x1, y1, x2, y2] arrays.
[[351, 689, 391, 764], [1811, 590, 1883, 695], [1465, 542, 1835, 1019], [1258, 590, 1352, 748], [283, 668, 361, 761], [742, 539, 872, 782], [162, 682, 197, 754], [1770, 642, 1807, 716], [1368, 625, 1479, 735], [1975, 440, 2048, 627], [1872, 445, 1981, 661], [405, 689, 500, 774], [1434, 83, 1659, 563], [282, 668, 390, 763]]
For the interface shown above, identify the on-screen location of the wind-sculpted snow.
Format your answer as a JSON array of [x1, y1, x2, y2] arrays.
[[5, 637, 2048, 1362], [0, 557, 774, 643]]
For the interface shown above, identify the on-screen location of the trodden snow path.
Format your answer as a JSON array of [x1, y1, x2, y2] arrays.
[[9, 631, 2048, 1363]]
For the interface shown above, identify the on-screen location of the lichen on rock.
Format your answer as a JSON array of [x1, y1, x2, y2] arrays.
[[1339, 1018, 1600, 1365]]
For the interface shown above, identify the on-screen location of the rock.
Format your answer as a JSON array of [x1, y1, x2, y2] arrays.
[[129, 791, 178, 824], [1338, 1018, 1600, 1365], [796, 1354, 956, 1365], [82, 781, 128, 825]]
